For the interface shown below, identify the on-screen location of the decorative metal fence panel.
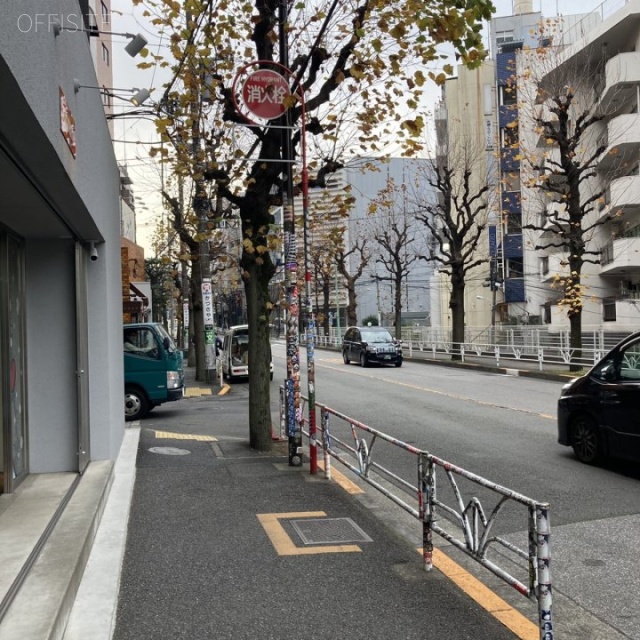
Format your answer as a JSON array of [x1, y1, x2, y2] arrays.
[[279, 390, 554, 639]]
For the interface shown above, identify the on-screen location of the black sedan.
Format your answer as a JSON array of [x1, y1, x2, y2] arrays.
[[558, 331, 640, 464], [342, 326, 402, 368]]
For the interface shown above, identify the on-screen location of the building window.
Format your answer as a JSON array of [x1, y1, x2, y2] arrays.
[[503, 172, 520, 192], [603, 298, 617, 321], [540, 256, 549, 276], [507, 258, 524, 278], [102, 43, 110, 66], [504, 213, 522, 234], [499, 85, 517, 106], [495, 30, 514, 46], [501, 125, 519, 147], [101, 1, 110, 25]]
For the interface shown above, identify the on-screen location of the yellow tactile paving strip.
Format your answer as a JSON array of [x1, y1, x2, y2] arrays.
[[154, 430, 217, 442], [317, 460, 364, 495], [184, 388, 212, 397], [418, 547, 538, 639]]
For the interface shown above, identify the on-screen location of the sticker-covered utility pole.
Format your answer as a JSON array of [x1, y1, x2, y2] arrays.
[[280, 0, 303, 466]]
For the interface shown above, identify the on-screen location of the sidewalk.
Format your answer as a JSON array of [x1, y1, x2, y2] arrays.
[[63, 369, 526, 640]]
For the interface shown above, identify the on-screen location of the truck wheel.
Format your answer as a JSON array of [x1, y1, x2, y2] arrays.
[[125, 386, 149, 421]]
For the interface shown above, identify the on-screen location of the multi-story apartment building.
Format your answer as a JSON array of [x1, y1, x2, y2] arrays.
[[519, 0, 640, 332], [432, 0, 631, 334], [430, 60, 497, 331]]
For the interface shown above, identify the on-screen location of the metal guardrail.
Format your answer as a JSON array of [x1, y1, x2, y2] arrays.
[[278, 388, 554, 639], [308, 331, 628, 373]]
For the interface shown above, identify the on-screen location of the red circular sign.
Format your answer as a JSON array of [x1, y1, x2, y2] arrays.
[[241, 70, 290, 120]]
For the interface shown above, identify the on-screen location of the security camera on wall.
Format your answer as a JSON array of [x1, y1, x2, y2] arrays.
[[89, 242, 99, 261]]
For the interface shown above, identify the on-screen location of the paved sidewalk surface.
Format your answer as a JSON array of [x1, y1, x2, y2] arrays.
[[65, 365, 524, 640]]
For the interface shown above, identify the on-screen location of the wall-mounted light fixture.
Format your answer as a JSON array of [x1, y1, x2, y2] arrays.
[[52, 20, 148, 58], [73, 79, 151, 106], [89, 242, 99, 262]]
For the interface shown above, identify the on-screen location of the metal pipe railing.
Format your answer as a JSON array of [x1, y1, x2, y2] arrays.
[[279, 390, 554, 639]]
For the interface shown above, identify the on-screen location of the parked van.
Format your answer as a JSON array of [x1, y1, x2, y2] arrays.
[[124, 322, 184, 420], [221, 324, 274, 383]]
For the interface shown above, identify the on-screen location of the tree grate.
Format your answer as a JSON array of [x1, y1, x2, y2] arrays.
[[290, 518, 372, 545]]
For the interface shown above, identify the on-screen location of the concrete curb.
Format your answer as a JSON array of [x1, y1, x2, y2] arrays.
[[0, 461, 114, 640], [63, 427, 141, 640]]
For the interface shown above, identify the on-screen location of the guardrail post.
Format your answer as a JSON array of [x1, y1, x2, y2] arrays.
[[536, 505, 553, 640], [418, 452, 434, 571], [321, 407, 331, 480], [278, 385, 286, 441]]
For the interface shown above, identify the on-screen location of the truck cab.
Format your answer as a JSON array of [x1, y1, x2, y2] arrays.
[[221, 324, 274, 383], [124, 323, 184, 420]]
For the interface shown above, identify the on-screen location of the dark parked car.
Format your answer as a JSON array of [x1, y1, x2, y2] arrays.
[[558, 331, 640, 464], [342, 326, 402, 368]]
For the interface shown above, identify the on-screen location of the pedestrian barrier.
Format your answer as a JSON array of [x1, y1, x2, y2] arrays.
[[308, 328, 634, 374], [279, 388, 554, 640]]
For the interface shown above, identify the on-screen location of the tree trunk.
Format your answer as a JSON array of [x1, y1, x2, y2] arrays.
[[191, 257, 206, 381], [394, 278, 402, 339], [450, 274, 465, 361], [245, 262, 273, 451], [569, 310, 583, 372], [346, 281, 357, 327], [322, 281, 330, 335]]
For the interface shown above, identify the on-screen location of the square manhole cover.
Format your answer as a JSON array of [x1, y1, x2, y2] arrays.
[[290, 518, 372, 545]]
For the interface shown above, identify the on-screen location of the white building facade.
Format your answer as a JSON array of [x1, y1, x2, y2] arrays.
[[519, 0, 640, 333], [432, 0, 640, 336]]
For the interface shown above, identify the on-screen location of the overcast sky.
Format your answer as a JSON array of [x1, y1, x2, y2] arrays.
[[109, 0, 612, 252]]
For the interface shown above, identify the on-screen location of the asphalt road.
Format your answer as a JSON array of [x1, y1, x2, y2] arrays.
[[270, 343, 640, 640]]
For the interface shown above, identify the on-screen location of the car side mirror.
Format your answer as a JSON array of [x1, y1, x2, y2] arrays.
[[163, 337, 171, 351], [596, 361, 618, 382]]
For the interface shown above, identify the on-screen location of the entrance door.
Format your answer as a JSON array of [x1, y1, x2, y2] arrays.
[[75, 242, 90, 473], [0, 232, 28, 493]]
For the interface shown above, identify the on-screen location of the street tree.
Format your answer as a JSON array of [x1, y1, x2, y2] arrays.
[[311, 247, 333, 335], [517, 34, 623, 369], [160, 178, 228, 380], [331, 227, 370, 328], [369, 180, 419, 339], [413, 139, 492, 357], [145, 257, 180, 325], [135, 0, 495, 450]]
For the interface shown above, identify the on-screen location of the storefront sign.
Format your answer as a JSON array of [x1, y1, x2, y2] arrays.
[[60, 88, 77, 158]]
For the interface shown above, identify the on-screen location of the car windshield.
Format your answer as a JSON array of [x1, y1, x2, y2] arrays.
[[155, 323, 176, 352], [361, 330, 393, 343]]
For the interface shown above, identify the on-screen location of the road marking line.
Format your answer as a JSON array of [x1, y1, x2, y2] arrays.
[[218, 384, 231, 395], [257, 512, 362, 556], [318, 363, 554, 420], [419, 547, 538, 640], [154, 430, 217, 442], [317, 461, 365, 494]]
